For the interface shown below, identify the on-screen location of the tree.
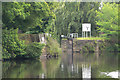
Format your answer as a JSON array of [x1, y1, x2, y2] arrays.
[[2, 2, 55, 33], [2, 28, 26, 59], [96, 3, 119, 51], [96, 3, 118, 41], [54, 2, 99, 37]]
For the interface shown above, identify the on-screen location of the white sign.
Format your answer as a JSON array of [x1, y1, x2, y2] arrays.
[[61, 35, 64, 37], [82, 23, 91, 32]]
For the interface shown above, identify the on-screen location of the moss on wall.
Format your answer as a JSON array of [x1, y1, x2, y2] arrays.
[[61, 39, 107, 53]]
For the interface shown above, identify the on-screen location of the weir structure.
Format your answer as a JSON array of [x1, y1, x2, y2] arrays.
[[61, 39, 103, 54]]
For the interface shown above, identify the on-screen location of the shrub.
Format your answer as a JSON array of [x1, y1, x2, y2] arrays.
[[81, 42, 95, 53], [24, 42, 45, 59], [82, 46, 89, 53], [2, 28, 26, 59], [105, 41, 119, 52], [86, 43, 95, 52], [46, 36, 62, 56]]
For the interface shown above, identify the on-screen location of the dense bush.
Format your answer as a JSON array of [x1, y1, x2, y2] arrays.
[[24, 42, 45, 59], [104, 41, 119, 52], [2, 28, 26, 59], [46, 36, 62, 56], [2, 28, 45, 59]]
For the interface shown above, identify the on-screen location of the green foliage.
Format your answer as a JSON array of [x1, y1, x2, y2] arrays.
[[96, 3, 119, 52], [2, 2, 55, 33], [24, 42, 45, 59], [98, 41, 106, 52], [2, 28, 26, 59], [105, 42, 119, 52], [2, 28, 45, 59], [96, 3, 118, 39], [46, 36, 62, 56], [2, 2, 100, 42], [54, 2, 99, 37], [82, 42, 95, 53], [82, 46, 89, 53], [80, 40, 106, 53]]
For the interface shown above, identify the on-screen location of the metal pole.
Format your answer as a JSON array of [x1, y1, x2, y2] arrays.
[[84, 32, 85, 38], [71, 38, 73, 74], [90, 31, 91, 37], [72, 38, 73, 54], [83, 32, 84, 38], [82, 32, 83, 38], [85, 32, 86, 38], [60, 35, 61, 48], [86, 32, 87, 37]]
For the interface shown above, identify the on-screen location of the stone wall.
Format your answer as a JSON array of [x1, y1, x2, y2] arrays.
[[18, 34, 44, 44], [61, 39, 105, 53]]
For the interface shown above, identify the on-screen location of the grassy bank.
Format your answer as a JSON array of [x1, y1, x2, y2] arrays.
[[62, 37, 106, 40], [76, 37, 105, 40]]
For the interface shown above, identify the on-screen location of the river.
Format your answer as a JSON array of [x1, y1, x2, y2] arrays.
[[2, 50, 119, 79]]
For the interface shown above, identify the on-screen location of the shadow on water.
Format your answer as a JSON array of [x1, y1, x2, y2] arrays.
[[2, 49, 119, 79]]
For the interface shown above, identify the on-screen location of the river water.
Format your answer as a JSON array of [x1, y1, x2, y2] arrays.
[[2, 50, 119, 79]]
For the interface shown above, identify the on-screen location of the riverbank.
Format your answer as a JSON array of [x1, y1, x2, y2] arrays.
[[2, 30, 62, 60], [61, 37, 119, 53], [40, 36, 62, 59]]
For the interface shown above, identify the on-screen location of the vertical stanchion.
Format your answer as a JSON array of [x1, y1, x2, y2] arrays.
[[90, 31, 91, 37], [71, 38, 74, 73], [82, 32, 83, 38], [86, 32, 87, 37], [72, 38, 73, 54], [84, 32, 85, 38]]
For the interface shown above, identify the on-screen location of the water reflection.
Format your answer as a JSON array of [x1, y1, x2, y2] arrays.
[[41, 73, 45, 78], [2, 51, 118, 79], [82, 64, 91, 79], [101, 70, 118, 78], [60, 63, 64, 71]]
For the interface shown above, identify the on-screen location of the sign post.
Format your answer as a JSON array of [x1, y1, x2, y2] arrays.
[[82, 23, 91, 38]]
